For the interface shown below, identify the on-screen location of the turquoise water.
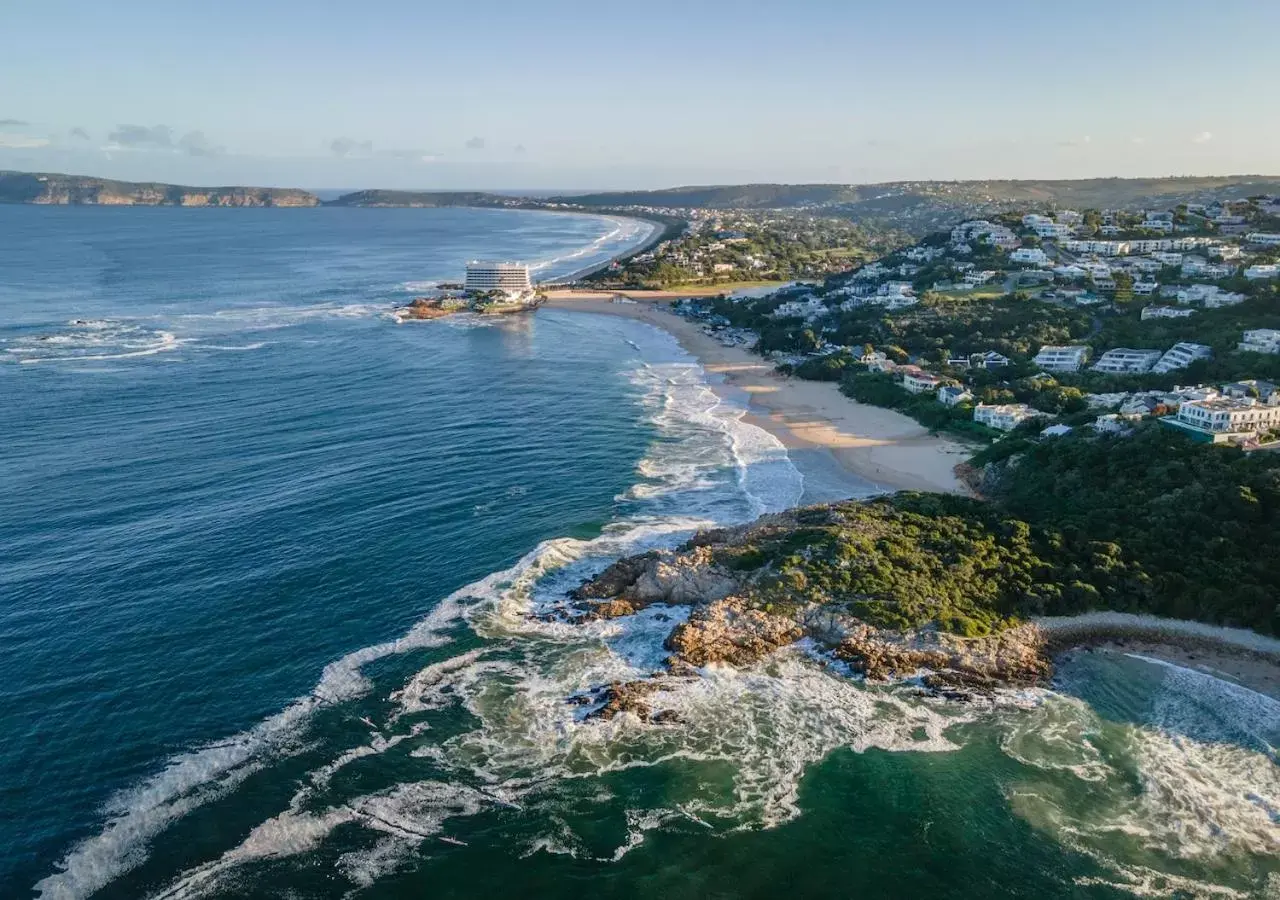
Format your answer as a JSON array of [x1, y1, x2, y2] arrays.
[[2, 208, 1277, 899]]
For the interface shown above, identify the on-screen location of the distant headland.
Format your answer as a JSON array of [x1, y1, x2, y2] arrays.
[[0, 171, 320, 207]]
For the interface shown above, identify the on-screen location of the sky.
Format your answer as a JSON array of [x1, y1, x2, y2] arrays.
[[3, 0, 1279, 191]]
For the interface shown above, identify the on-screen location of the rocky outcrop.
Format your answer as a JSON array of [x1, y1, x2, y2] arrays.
[[578, 680, 680, 724], [834, 622, 1049, 686], [562, 501, 1058, 703], [664, 598, 804, 667], [570, 547, 738, 619]]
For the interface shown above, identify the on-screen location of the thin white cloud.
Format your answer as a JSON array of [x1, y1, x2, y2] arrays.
[[329, 138, 438, 163], [1192, 131, 1213, 144], [0, 133, 51, 149]]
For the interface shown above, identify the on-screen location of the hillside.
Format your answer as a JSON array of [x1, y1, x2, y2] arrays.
[[323, 189, 515, 208], [559, 176, 1280, 235], [0, 171, 319, 207]]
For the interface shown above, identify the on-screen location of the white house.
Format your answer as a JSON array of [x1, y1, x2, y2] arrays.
[[1132, 280, 1160, 295], [1032, 222, 1073, 239], [1041, 424, 1074, 437], [902, 371, 946, 394], [1209, 244, 1243, 260], [973, 403, 1041, 431], [1010, 248, 1050, 265], [1092, 414, 1133, 436], [1022, 214, 1052, 227], [938, 385, 973, 407], [1175, 284, 1246, 307], [1063, 240, 1130, 256], [1032, 345, 1091, 372], [1239, 329, 1280, 355], [1223, 379, 1280, 402], [985, 227, 1021, 249], [964, 270, 998, 286], [1182, 258, 1234, 279], [1152, 342, 1214, 373], [1141, 305, 1195, 321], [1151, 252, 1183, 266], [976, 350, 1011, 369], [772, 296, 827, 320], [1245, 232, 1280, 247], [1057, 210, 1084, 226], [1054, 264, 1088, 280], [1245, 264, 1280, 281], [1173, 397, 1280, 440], [1140, 218, 1175, 233], [1091, 348, 1163, 374]]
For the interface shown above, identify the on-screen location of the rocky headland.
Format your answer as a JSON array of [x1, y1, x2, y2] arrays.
[[554, 497, 1060, 719], [0, 171, 319, 207]]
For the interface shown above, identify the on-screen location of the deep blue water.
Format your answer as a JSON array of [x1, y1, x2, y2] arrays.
[[0, 206, 664, 891], [3, 207, 1276, 900]]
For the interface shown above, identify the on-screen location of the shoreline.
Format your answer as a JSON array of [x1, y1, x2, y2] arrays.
[[1037, 612, 1280, 701], [543, 291, 974, 497]]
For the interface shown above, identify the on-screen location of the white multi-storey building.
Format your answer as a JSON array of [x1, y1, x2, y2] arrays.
[[1063, 239, 1130, 256], [1032, 345, 1091, 372], [902, 371, 946, 394], [1175, 397, 1280, 438], [1091, 348, 1163, 374], [1245, 232, 1280, 246], [1240, 329, 1280, 354], [1032, 222, 1073, 239], [1245, 264, 1280, 280], [1152, 342, 1214, 373], [1141, 305, 1195, 320], [465, 261, 532, 293], [1010, 248, 1050, 265], [973, 403, 1041, 431]]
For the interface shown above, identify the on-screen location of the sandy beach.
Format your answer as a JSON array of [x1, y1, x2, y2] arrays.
[[544, 291, 973, 497], [1038, 612, 1280, 701]]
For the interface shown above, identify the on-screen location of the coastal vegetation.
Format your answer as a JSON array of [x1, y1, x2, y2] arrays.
[[578, 425, 1279, 650], [584, 211, 909, 289]]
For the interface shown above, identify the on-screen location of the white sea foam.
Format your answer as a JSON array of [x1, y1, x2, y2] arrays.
[[38, 311, 1278, 898], [7, 321, 190, 365], [1006, 656, 1280, 898]]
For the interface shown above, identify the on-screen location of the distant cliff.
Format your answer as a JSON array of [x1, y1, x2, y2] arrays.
[[0, 171, 319, 207]]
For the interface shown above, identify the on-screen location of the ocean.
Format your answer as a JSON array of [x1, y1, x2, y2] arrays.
[[1, 206, 1276, 899]]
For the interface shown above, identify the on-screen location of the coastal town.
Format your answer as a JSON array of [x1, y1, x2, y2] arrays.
[[660, 194, 1280, 451]]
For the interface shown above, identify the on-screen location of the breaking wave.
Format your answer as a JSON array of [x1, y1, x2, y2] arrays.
[[31, 329, 1279, 900]]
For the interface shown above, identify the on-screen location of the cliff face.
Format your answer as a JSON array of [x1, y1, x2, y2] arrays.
[[0, 171, 319, 207]]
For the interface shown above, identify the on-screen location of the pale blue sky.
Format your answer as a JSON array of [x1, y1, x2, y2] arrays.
[[3, 0, 1278, 190]]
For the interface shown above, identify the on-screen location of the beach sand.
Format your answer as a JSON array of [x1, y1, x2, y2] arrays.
[[1038, 611, 1280, 701], [544, 292, 974, 499]]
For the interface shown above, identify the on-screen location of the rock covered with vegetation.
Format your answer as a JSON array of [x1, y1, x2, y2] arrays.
[[566, 495, 1062, 690]]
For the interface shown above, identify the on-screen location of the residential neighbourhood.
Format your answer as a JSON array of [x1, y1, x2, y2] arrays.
[[667, 192, 1280, 452]]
